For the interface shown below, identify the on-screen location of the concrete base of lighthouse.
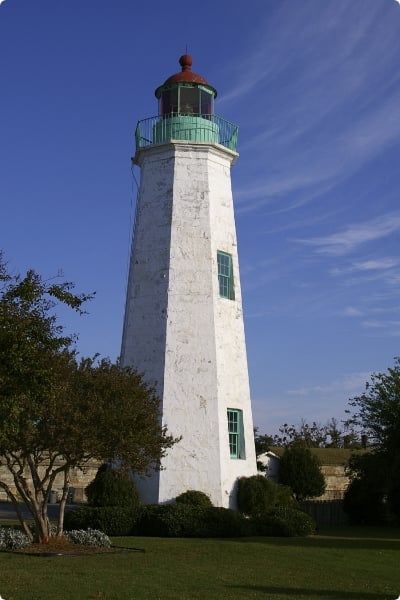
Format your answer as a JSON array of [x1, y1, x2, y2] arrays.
[[121, 140, 257, 508]]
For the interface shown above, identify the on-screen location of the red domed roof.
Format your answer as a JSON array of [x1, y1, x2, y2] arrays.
[[165, 54, 209, 85], [155, 55, 217, 98]]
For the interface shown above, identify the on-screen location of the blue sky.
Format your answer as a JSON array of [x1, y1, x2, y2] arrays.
[[1, 0, 400, 435]]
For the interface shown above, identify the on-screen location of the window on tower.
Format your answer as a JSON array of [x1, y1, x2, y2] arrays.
[[161, 88, 179, 115], [217, 251, 235, 300], [227, 409, 245, 459], [159, 86, 214, 117], [200, 88, 213, 116], [179, 87, 199, 114]]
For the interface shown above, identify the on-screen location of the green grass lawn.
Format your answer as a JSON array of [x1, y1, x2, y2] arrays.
[[0, 527, 399, 600]]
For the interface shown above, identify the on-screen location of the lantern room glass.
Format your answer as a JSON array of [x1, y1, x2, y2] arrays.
[[159, 86, 213, 117]]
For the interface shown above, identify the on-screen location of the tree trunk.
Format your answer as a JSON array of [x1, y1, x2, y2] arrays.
[[0, 481, 33, 541], [57, 467, 71, 536]]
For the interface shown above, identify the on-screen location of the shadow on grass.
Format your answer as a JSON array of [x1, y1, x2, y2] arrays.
[[227, 584, 393, 599], [220, 527, 400, 551], [232, 535, 400, 551]]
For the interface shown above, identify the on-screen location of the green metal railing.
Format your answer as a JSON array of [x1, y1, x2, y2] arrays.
[[134, 114, 238, 153]]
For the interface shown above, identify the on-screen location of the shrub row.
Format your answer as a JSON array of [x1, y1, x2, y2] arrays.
[[138, 505, 249, 538], [64, 504, 315, 538], [64, 505, 140, 536], [64, 470, 315, 538]]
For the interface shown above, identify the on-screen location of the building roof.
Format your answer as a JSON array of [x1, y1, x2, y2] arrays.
[[267, 446, 368, 466]]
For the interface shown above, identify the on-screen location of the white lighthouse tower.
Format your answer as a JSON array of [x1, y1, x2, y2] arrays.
[[121, 55, 257, 508]]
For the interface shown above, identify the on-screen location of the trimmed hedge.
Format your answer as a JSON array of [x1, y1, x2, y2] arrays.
[[137, 504, 250, 538], [198, 507, 251, 537], [137, 504, 199, 537], [64, 504, 315, 538], [64, 506, 139, 536]]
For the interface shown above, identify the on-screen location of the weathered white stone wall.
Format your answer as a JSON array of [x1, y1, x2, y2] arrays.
[[121, 140, 257, 508]]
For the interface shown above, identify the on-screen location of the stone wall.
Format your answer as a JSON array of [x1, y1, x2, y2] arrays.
[[318, 464, 350, 501], [0, 460, 101, 503], [258, 448, 362, 501]]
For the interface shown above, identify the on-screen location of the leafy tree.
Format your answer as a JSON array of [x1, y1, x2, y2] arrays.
[[275, 420, 328, 448], [254, 429, 275, 472], [278, 446, 325, 501], [343, 452, 389, 525], [346, 358, 400, 455], [344, 358, 400, 522], [0, 256, 177, 542], [255, 418, 360, 452], [254, 429, 275, 455]]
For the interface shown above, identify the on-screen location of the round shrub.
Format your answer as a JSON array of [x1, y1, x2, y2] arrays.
[[85, 466, 141, 512], [0, 526, 31, 550], [251, 508, 316, 537], [64, 506, 139, 536], [273, 507, 316, 536], [64, 528, 111, 547], [237, 475, 296, 517], [175, 490, 213, 509]]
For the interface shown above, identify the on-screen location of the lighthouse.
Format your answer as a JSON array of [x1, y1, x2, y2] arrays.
[[121, 55, 257, 508]]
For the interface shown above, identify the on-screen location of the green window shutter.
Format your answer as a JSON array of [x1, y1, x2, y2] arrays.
[[217, 251, 235, 300]]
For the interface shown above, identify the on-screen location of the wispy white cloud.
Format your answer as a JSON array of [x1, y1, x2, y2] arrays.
[[236, 87, 400, 211], [362, 319, 400, 334], [340, 304, 400, 319], [353, 258, 400, 271], [252, 370, 373, 432], [220, 1, 385, 109], [330, 258, 400, 288], [342, 306, 364, 317], [362, 319, 400, 327], [296, 212, 400, 256], [287, 371, 371, 397], [224, 2, 400, 212]]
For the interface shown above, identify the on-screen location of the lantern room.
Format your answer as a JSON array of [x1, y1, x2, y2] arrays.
[[155, 54, 217, 117], [134, 55, 238, 152]]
